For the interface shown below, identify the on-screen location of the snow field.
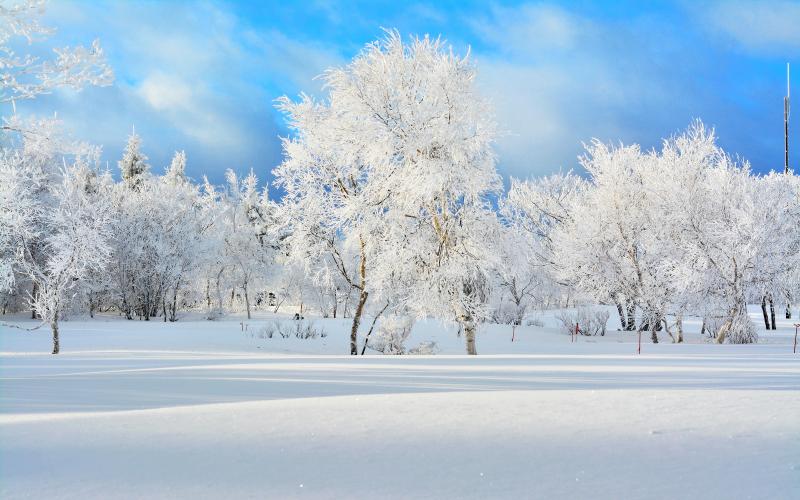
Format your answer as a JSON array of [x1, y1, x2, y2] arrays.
[[1, 312, 798, 499]]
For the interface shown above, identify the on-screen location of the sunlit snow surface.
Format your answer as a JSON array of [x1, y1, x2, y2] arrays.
[[1, 310, 798, 499]]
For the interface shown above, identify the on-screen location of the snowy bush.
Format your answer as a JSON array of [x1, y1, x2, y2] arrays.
[[254, 320, 327, 340], [206, 308, 225, 321], [490, 301, 519, 325], [526, 316, 544, 327], [367, 315, 414, 354], [407, 341, 440, 355], [555, 308, 609, 336], [707, 309, 757, 344]]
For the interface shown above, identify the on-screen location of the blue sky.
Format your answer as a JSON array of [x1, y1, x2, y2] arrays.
[[16, 0, 800, 191]]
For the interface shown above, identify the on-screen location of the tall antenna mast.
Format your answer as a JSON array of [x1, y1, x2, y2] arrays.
[[785, 63, 790, 174]]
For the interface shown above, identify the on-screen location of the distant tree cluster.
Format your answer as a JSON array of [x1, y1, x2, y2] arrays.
[[2, 5, 799, 354]]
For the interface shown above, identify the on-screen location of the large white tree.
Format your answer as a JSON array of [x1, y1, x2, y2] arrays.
[[275, 31, 500, 354]]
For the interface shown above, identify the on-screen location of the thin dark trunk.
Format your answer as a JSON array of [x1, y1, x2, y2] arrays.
[[170, 289, 178, 322], [761, 296, 772, 329], [361, 302, 390, 355], [51, 320, 60, 355], [625, 301, 636, 331], [31, 282, 38, 319], [244, 283, 251, 320], [615, 300, 627, 330], [786, 304, 792, 320], [769, 298, 777, 330]]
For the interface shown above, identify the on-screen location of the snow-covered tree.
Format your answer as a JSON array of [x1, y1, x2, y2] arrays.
[[15, 154, 113, 353], [276, 31, 500, 354], [0, 147, 36, 291], [220, 169, 276, 319], [504, 172, 586, 311], [0, 0, 112, 105], [164, 150, 187, 184], [118, 132, 149, 190]]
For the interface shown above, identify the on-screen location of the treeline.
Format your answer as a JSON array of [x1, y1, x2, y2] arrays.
[[2, 12, 799, 354]]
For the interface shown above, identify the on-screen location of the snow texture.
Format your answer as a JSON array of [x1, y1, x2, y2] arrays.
[[1, 312, 798, 499]]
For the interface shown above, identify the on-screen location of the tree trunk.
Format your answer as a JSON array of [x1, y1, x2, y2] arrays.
[[170, 289, 178, 322], [350, 289, 368, 355], [715, 320, 729, 344], [676, 316, 683, 343], [463, 317, 477, 355], [244, 283, 251, 320], [349, 237, 368, 356], [662, 318, 675, 343], [51, 320, 60, 355], [769, 298, 777, 330], [214, 269, 224, 315], [360, 302, 390, 355], [761, 296, 772, 329], [786, 304, 792, 320], [625, 301, 636, 331], [31, 282, 39, 319], [614, 300, 627, 330]]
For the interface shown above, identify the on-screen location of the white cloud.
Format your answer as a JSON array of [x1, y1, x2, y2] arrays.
[[470, 5, 695, 178], [137, 73, 193, 111], [698, 0, 800, 53], [36, 0, 344, 182], [471, 4, 582, 56], [242, 29, 344, 96]]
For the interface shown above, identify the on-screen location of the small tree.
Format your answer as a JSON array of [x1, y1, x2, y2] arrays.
[[118, 132, 150, 190], [19, 158, 113, 353]]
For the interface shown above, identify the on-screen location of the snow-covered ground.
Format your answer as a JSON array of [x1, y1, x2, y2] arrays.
[[1, 310, 799, 499]]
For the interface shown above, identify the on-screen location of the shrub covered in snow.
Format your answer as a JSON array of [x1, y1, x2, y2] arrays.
[[254, 320, 327, 340], [367, 315, 414, 354], [555, 308, 609, 336], [407, 341, 440, 355]]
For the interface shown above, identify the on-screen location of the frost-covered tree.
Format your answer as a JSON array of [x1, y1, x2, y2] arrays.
[[164, 150, 187, 184], [528, 121, 795, 345], [0, 0, 112, 105], [0, 0, 112, 334], [13, 152, 112, 353], [118, 132, 149, 190], [106, 145, 214, 321], [491, 220, 541, 329], [220, 169, 276, 319], [552, 142, 681, 345], [504, 172, 586, 311], [276, 31, 500, 354], [0, 147, 36, 291]]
